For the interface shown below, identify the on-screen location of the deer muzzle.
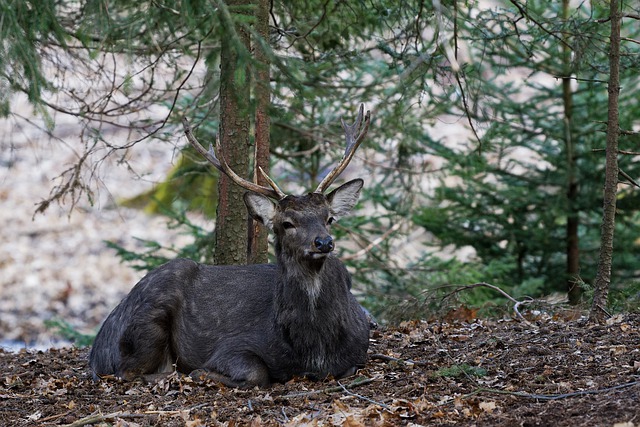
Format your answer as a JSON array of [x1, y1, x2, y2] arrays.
[[314, 235, 334, 254]]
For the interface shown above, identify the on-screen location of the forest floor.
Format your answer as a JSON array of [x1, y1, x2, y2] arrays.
[[1, 312, 638, 427]]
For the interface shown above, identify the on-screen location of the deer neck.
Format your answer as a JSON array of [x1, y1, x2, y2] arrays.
[[277, 257, 327, 304], [273, 254, 347, 373]]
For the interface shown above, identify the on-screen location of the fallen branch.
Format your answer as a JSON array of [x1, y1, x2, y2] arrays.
[[281, 376, 375, 399], [442, 282, 537, 328], [337, 380, 391, 410], [39, 411, 72, 423], [468, 380, 640, 401], [61, 411, 146, 427], [60, 405, 207, 427], [370, 353, 429, 366]]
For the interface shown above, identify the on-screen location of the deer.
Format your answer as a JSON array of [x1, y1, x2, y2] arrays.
[[88, 104, 372, 388]]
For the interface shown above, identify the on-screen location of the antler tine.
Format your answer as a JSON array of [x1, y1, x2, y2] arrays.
[[341, 103, 364, 155], [315, 104, 371, 194], [258, 167, 287, 199], [182, 117, 286, 200]]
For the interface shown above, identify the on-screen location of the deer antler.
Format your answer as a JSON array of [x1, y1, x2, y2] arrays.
[[315, 104, 371, 193], [182, 117, 287, 200]]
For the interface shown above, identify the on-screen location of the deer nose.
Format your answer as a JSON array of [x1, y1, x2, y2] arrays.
[[314, 236, 334, 253]]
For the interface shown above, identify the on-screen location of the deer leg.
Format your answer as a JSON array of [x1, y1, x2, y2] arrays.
[[338, 365, 358, 378], [117, 309, 175, 379], [197, 352, 271, 388], [189, 369, 249, 388]]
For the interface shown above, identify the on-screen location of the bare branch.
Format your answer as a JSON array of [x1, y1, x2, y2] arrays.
[[280, 376, 375, 399], [621, 37, 640, 45], [592, 148, 640, 155], [509, 0, 572, 50], [442, 282, 538, 328], [342, 221, 404, 261], [619, 169, 640, 189]]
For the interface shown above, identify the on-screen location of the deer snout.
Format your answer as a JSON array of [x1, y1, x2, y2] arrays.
[[314, 235, 334, 253]]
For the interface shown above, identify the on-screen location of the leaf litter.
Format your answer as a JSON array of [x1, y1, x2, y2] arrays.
[[1, 313, 639, 426]]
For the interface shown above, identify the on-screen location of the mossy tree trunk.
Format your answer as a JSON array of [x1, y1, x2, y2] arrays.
[[215, 0, 252, 265], [247, 0, 271, 265]]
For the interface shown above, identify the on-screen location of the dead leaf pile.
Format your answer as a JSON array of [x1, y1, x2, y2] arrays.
[[1, 313, 639, 426]]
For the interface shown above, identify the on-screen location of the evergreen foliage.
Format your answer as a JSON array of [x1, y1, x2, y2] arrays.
[[2, 0, 639, 322], [414, 1, 640, 308]]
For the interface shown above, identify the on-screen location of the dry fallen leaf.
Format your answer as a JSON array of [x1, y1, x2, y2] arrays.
[[610, 345, 627, 356], [606, 314, 625, 325], [479, 401, 497, 413], [342, 415, 366, 427], [612, 422, 634, 427], [26, 411, 42, 421], [445, 306, 478, 323]]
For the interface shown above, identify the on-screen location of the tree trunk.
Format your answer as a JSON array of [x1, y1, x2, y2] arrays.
[[215, 0, 252, 265], [247, 0, 271, 265], [589, 0, 621, 323], [562, 0, 581, 305]]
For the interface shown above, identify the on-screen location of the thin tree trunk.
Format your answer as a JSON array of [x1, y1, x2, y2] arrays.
[[247, 0, 271, 264], [215, 0, 252, 265], [589, 0, 621, 323], [562, 0, 581, 305]]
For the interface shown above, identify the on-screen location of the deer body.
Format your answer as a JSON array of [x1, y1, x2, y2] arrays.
[[89, 180, 370, 387], [90, 105, 372, 387]]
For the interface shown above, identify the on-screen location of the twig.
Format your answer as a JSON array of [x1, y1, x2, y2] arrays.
[[39, 411, 72, 423], [553, 75, 609, 84], [598, 14, 640, 23], [61, 405, 206, 427], [509, 0, 572, 50], [281, 376, 375, 399], [621, 37, 640, 46], [442, 282, 537, 328], [337, 381, 391, 410], [370, 353, 429, 367], [342, 222, 404, 261], [619, 169, 640, 189], [467, 380, 640, 401], [61, 411, 146, 427], [592, 148, 640, 155]]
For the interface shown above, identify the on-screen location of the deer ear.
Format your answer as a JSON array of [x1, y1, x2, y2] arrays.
[[326, 178, 363, 221], [244, 192, 276, 230]]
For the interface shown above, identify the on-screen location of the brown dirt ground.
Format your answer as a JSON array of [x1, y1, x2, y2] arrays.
[[1, 313, 639, 427]]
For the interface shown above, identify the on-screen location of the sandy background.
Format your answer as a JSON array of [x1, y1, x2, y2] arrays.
[[0, 97, 204, 348]]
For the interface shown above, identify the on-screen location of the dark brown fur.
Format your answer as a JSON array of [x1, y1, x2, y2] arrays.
[[88, 179, 370, 387]]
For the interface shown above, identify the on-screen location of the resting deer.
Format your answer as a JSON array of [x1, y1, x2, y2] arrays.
[[88, 105, 372, 387]]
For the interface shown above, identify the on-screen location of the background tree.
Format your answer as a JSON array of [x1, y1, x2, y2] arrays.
[[248, 0, 272, 264], [589, 1, 640, 323], [413, 0, 640, 312], [215, 0, 253, 265], [1, 0, 639, 322]]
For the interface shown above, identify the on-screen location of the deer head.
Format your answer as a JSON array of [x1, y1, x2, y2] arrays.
[[182, 104, 371, 266]]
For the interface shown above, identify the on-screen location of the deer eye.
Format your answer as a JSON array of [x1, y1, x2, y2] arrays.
[[327, 217, 336, 225], [282, 221, 295, 230]]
